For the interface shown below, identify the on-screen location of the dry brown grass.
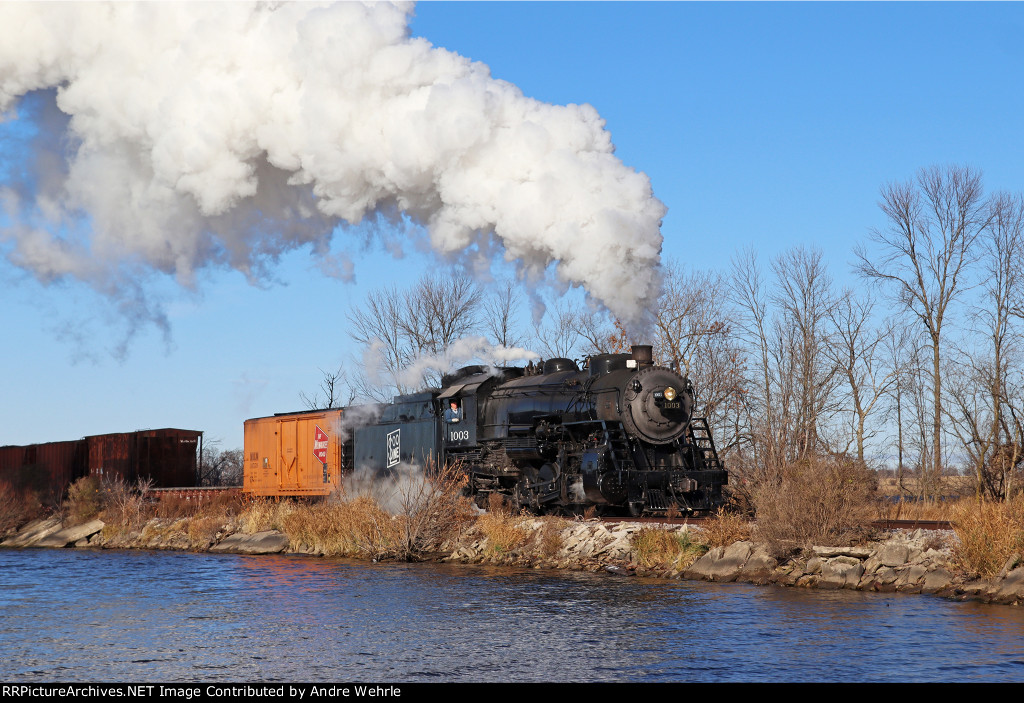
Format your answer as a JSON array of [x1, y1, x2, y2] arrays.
[[282, 496, 401, 558], [476, 511, 529, 555], [187, 516, 229, 548], [631, 527, 707, 570], [278, 461, 475, 560], [205, 490, 246, 515], [876, 475, 970, 497], [536, 517, 568, 558], [140, 519, 189, 544], [153, 494, 200, 519], [876, 496, 961, 522], [951, 496, 1024, 578], [486, 492, 514, 517], [155, 491, 244, 520], [753, 454, 878, 549], [238, 498, 295, 533], [700, 508, 752, 547]]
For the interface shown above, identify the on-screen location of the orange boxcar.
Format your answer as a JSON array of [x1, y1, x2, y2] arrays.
[[243, 409, 348, 497]]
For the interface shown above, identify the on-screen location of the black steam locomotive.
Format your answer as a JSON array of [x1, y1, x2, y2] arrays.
[[352, 345, 727, 516]]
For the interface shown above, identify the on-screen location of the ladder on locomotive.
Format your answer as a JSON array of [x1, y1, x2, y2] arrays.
[[687, 417, 723, 470], [603, 421, 635, 472]]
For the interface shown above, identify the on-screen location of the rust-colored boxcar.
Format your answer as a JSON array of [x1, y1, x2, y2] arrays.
[[243, 409, 347, 497], [0, 440, 88, 502], [0, 428, 202, 497], [86, 429, 202, 487]]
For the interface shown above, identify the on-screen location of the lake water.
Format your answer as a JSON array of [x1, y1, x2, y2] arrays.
[[2, 548, 1023, 682]]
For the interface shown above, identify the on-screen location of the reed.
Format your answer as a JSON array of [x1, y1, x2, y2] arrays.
[[700, 508, 752, 547], [476, 511, 529, 554], [631, 527, 706, 569], [951, 496, 1024, 578], [281, 497, 401, 559]]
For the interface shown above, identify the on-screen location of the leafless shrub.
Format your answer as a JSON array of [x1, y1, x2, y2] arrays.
[[537, 518, 567, 558], [99, 478, 153, 530], [753, 453, 878, 548], [518, 515, 572, 560], [282, 459, 473, 560], [0, 479, 43, 536], [390, 460, 476, 559], [65, 476, 104, 525]]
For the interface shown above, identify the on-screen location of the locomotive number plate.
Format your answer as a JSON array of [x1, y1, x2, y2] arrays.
[[662, 402, 681, 408]]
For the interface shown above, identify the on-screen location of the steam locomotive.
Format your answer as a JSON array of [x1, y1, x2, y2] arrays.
[[245, 345, 727, 516]]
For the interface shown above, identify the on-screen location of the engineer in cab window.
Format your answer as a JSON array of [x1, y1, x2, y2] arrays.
[[445, 400, 462, 423]]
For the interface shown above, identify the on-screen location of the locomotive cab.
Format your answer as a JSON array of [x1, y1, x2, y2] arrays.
[[438, 389, 477, 448]]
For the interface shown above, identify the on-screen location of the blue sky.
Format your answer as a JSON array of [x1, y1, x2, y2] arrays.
[[2, 2, 1024, 450]]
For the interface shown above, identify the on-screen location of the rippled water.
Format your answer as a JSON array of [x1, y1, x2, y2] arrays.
[[1, 549, 1023, 682]]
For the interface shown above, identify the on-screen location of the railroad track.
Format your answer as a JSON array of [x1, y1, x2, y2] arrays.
[[600, 516, 954, 531]]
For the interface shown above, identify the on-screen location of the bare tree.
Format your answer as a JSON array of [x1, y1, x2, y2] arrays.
[[856, 165, 989, 493], [826, 291, 896, 463], [483, 279, 526, 350], [300, 366, 353, 410], [347, 271, 485, 400], [571, 303, 617, 356], [880, 322, 925, 493], [730, 248, 779, 470], [770, 245, 839, 457], [348, 285, 412, 399], [531, 300, 584, 359], [729, 246, 839, 475], [525, 296, 618, 361], [948, 193, 1024, 499], [402, 272, 484, 356], [652, 260, 745, 452], [199, 441, 243, 486]]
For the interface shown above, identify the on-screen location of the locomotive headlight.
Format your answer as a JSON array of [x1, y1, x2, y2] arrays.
[[664, 386, 677, 402]]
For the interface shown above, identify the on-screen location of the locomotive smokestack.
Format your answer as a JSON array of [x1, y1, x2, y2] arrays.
[[630, 345, 653, 368]]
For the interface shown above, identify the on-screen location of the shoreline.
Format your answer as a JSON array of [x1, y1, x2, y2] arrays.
[[5, 514, 1023, 606]]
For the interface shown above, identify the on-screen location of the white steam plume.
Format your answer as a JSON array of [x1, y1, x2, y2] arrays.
[[360, 334, 537, 396], [392, 335, 538, 390], [0, 2, 665, 326]]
